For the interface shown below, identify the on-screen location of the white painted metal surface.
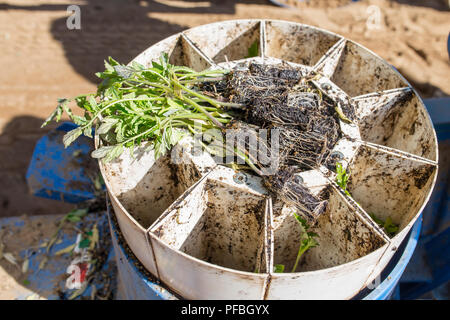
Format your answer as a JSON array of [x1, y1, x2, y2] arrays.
[[97, 20, 438, 299]]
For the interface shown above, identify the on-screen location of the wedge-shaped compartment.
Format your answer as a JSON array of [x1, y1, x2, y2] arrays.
[[99, 149, 159, 276], [105, 189, 159, 277], [132, 31, 213, 71], [133, 33, 180, 67], [183, 20, 261, 63], [354, 89, 437, 161], [169, 34, 213, 71], [312, 38, 347, 79], [272, 186, 387, 273], [101, 137, 215, 229], [266, 243, 389, 300], [265, 20, 342, 67], [330, 41, 407, 97], [346, 143, 437, 234], [151, 177, 269, 273], [149, 233, 269, 299]]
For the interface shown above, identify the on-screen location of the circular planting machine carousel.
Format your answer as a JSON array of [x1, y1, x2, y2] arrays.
[[98, 20, 438, 299]]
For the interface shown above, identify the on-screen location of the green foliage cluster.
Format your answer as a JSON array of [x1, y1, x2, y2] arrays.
[[43, 54, 234, 162]]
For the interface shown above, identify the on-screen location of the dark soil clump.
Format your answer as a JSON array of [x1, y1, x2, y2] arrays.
[[201, 63, 344, 220]]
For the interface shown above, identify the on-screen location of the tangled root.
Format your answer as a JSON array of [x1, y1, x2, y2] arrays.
[[202, 62, 348, 220], [264, 167, 329, 222]]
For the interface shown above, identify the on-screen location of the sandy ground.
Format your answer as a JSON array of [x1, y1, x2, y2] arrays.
[[0, 0, 449, 216]]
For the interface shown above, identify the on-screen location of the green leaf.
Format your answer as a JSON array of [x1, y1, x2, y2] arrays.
[[293, 212, 308, 230], [76, 96, 92, 112], [369, 213, 399, 237], [246, 40, 259, 58], [41, 99, 67, 127], [103, 144, 124, 163], [91, 146, 115, 159], [159, 52, 169, 69], [114, 65, 134, 79], [71, 115, 87, 127], [43, 53, 234, 176], [58, 98, 73, 117], [108, 56, 120, 66], [307, 232, 319, 238], [151, 60, 163, 72], [83, 126, 93, 138], [66, 208, 88, 222], [166, 97, 181, 109], [335, 162, 350, 192], [63, 128, 83, 148], [384, 217, 399, 236], [88, 96, 98, 110], [78, 238, 91, 249], [97, 118, 119, 135], [101, 131, 118, 145], [104, 57, 119, 73], [291, 211, 319, 272], [66, 215, 81, 222], [274, 264, 285, 273], [131, 61, 145, 71], [104, 60, 114, 72], [369, 213, 384, 226]]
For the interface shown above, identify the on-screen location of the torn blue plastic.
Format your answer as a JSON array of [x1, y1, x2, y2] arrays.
[[26, 122, 101, 203]]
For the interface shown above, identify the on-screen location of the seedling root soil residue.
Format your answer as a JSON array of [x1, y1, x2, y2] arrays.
[[201, 63, 349, 220]]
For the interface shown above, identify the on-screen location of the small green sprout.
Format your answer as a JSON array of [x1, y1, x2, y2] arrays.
[[275, 212, 319, 273], [369, 213, 399, 237], [334, 103, 352, 123], [292, 212, 319, 273], [246, 40, 259, 58], [335, 162, 351, 196], [273, 264, 285, 273]]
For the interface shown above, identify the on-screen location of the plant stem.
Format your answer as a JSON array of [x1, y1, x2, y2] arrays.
[[174, 80, 243, 109], [181, 95, 224, 128], [291, 245, 308, 273], [85, 97, 162, 127], [179, 76, 226, 84], [177, 69, 227, 80]]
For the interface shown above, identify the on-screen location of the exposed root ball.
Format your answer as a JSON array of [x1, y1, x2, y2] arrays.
[[264, 168, 329, 222], [202, 63, 347, 220], [279, 128, 331, 170], [224, 63, 341, 172]]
